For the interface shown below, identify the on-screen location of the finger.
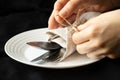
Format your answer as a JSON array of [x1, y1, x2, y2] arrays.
[[48, 0, 69, 29], [107, 53, 116, 59], [86, 48, 109, 59], [72, 25, 92, 44], [107, 52, 120, 59], [49, 10, 76, 29], [55, 15, 66, 26], [66, 13, 76, 24], [54, 0, 69, 17], [76, 38, 107, 55], [55, 13, 76, 26], [54, 0, 68, 12], [59, 0, 82, 18], [76, 41, 93, 54], [48, 11, 59, 29]]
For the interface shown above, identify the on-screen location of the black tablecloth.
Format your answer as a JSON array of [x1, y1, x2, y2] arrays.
[[0, 0, 120, 80]]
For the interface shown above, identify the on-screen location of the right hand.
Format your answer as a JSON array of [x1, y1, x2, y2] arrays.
[[48, 0, 120, 29], [72, 9, 120, 59]]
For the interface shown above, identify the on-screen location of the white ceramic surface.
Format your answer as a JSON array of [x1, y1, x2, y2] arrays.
[[4, 28, 100, 69]]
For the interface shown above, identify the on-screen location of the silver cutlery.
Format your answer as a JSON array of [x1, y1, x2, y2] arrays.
[[27, 41, 64, 64], [27, 41, 61, 51]]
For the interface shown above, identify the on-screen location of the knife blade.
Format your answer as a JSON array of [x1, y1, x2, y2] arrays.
[[27, 41, 61, 51]]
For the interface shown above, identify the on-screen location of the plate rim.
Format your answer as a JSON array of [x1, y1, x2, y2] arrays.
[[4, 28, 100, 69]]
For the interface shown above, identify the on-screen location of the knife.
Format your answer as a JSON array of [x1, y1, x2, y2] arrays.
[[27, 41, 61, 51]]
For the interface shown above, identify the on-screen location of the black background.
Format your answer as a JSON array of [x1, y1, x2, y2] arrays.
[[0, 0, 120, 80]]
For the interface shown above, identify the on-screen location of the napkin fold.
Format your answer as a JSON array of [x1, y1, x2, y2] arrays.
[[46, 12, 101, 61]]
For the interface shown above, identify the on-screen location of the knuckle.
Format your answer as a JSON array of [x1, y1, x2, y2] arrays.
[[89, 26, 99, 38], [102, 48, 109, 53], [91, 38, 104, 48], [94, 39, 103, 47]]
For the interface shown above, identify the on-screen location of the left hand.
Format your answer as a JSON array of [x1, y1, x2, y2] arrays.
[[48, 0, 120, 29], [72, 9, 120, 59]]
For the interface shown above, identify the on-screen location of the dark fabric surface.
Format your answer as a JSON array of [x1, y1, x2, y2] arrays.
[[0, 0, 120, 80]]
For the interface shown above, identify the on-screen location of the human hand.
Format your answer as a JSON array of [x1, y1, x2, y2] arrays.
[[72, 9, 120, 59], [48, 0, 120, 29]]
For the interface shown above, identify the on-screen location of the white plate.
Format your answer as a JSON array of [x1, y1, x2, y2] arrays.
[[4, 28, 100, 69]]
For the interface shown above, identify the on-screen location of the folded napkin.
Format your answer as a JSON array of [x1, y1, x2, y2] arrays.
[[47, 12, 101, 61]]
